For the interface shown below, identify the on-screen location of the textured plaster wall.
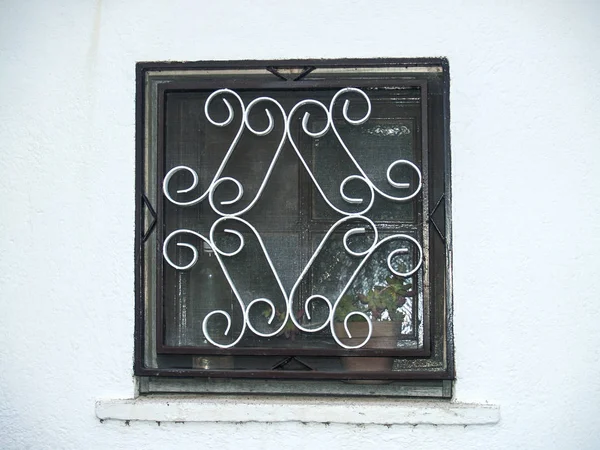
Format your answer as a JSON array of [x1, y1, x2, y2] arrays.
[[1, 0, 599, 449]]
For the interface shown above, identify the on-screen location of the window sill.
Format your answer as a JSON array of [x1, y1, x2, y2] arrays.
[[95, 396, 500, 426]]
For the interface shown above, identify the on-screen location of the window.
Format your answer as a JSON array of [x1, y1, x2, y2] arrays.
[[135, 59, 453, 397]]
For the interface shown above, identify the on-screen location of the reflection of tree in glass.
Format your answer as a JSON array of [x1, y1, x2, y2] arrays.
[[333, 237, 417, 333], [335, 273, 412, 324], [310, 230, 416, 326]]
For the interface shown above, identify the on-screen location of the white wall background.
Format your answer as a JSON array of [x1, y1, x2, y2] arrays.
[[1, 0, 599, 448]]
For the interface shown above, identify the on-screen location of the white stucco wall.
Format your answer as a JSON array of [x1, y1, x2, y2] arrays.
[[1, 0, 599, 448]]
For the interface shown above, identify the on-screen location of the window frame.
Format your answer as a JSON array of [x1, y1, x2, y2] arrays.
[[135, 58, 453, 396]]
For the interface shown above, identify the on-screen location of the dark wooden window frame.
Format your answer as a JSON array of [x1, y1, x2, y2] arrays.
[[135, 58, 454, 397]]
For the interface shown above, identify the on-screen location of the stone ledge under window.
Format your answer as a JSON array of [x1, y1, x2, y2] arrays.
[[95, 396, 500, 426]]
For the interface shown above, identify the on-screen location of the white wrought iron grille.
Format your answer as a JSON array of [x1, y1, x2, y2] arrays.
[[161, 87, 423, 351]]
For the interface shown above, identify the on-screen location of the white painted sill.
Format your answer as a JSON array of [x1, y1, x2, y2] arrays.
[[96, 396, 500, 426]]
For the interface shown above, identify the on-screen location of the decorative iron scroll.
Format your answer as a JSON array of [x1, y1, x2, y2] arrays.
[[162, 88, 423, 349]]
